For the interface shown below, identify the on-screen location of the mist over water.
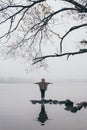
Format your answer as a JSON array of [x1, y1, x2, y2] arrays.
[[0, 81, 87, 130]]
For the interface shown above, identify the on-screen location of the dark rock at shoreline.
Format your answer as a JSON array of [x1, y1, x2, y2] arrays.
[[70, 107, 78, 113], [52, 100, 59, 104], [30, 99, 87, 113], [77, 105, 83, 110], [65, 99, 73, 107], [59, 101, 66, 104], [30, 99, 59, 104], [59, 99, 73, 107], [31, 99, 74, 106], [65, 106, 78, 113], [77, 102, 87, 108]]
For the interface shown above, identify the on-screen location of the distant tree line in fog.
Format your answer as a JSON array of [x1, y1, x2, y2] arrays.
[[0, 77, 30, 83]]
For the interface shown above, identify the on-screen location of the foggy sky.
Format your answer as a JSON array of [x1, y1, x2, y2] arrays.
[[0, 52, 87, 82]]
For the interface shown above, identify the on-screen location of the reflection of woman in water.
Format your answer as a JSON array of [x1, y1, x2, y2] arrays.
[[38, 104, 48, 125], [34, 79, 52, 100]]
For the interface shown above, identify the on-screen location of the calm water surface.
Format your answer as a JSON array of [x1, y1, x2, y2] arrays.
[[0, 81, 87, 130]]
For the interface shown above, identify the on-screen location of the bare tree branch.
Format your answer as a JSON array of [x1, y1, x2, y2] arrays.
[[62, 0, 87, 12], [0, 0, 46, 40], [0, 0, 45, 11], [33, 49, 87, 64], [60, 23, 87, 53], [0, 0, 87, 67]]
